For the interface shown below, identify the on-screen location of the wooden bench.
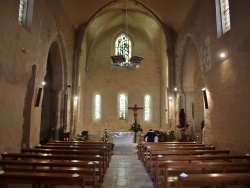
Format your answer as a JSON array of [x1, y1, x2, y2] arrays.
[[0, 159, 99, 187], [152, 154, 250, 187], [139, 144, 212, 161], [46, 141, 113, 152], [22, 148, 109, 170], [154, 161, 250, 188], [155, 154, 250, 163], [138, 142, 203, 160], [1, 152, 105, 183], [141, 146, 216, 169], [177, 173, 250, 188], [144, 149, 230, 176], [35, 144, 112, 163], [49, 141, 110, 144], [0, 171, 86, 188]]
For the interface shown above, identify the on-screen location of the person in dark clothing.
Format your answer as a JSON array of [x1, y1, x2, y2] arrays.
[[159, 129, 167, 142], [179, 108, 186, 128], [179, 131, 188, 142], [144, 129, 157, 142]]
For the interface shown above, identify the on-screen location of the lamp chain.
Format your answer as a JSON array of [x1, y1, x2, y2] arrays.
[[126, 0, 128, 38]]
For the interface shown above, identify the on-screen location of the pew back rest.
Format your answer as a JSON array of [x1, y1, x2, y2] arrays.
[[0, 171, 86, 188], [177, 173, 250, 188], [0, 159, 100, 186]]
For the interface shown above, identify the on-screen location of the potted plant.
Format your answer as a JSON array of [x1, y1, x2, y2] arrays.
[[129, 123, 143, 143]]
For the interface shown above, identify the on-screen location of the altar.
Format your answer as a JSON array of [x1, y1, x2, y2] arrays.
[[110, 132, 134, 145], [110, 132, 134, 154]]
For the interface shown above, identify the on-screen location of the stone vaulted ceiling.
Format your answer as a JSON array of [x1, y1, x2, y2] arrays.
[[59, 0, 197, 70], [59, 0, 196, 33]]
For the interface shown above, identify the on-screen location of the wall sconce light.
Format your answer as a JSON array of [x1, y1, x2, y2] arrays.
[[168, 96, 172, 100], [42, 81, 46, 86], [21, 47, 28, 53], [174, 87, 178, 92], [219, 52, 226, 58], [202, 86, 209, 109], [74, 96, 79, 100]]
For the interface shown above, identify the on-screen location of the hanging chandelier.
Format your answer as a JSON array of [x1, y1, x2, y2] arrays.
[[111, 0, 143, 69]]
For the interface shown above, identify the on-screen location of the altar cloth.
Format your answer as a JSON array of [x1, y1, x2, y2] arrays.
[[110, 132, 134, 145]]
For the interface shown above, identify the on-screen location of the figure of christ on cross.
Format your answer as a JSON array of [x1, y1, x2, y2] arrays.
[[128, 104, 143, 123]]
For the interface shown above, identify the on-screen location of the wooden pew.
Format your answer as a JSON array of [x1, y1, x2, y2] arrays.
[[46, 141, 113, 152], [145, 149, 230, 176], [177, 173, 250, 188], [35, 144, 112, 165], [153, 154, 250, 187], [138, 143, 209, 160], [22, 148, 109, 170], [0, 159, 99, 187], [1, 153, 105, 183], [155, 154, 250, 163], [141, 146, 216, 169], [155, 161, 250, 188], [0, 171, 86, 188], [49, 141, 110, 144], [138, 142, 203, 160]]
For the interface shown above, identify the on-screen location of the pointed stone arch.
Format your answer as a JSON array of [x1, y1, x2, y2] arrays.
[[40, 37, 68, 142], [177, 34, 204, 142]]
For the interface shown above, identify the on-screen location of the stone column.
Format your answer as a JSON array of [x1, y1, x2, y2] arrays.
[[160, 58, 168, 129], [54, 90, 62, 140], [72, 96, 79, 138], [203, 109, 212, 144]]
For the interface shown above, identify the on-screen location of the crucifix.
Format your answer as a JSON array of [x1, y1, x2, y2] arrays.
[[128, 104, 143, 123]]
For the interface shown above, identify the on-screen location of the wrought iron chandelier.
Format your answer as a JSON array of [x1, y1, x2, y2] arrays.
[[111, 0, 143, 69]]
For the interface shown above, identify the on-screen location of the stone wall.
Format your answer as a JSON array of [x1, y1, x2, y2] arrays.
[[175, 0, 250, 153], [82, 26, 162, 140], [0, 0, 74, 152]]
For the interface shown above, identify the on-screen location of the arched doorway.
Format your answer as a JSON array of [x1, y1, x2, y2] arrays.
[[179, 37, 204, 142], [40, 41, 64, 143]]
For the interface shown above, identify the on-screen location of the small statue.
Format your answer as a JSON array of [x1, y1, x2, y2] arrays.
[[178, 108, 186, 128]]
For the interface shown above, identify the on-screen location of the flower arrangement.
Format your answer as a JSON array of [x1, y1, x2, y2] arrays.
[[100, 129, 109, 142], [73, 134, 89, 141], [129, 123, 143, 133], [100, 134, 109, 142]]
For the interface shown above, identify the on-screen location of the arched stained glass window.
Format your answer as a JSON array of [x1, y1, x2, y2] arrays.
[[220, 0, 231, 34], [118, 93, 127, 120], [18, 0, 34, 31], [115, 34, 132, 64], [144, 94, 152, 121], [215, 0, 231, 37], [18, 0, 27, 25], [93, 93, 101, 121]]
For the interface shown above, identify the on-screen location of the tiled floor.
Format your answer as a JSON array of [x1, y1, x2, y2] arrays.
[[101, 152, 154, 188]]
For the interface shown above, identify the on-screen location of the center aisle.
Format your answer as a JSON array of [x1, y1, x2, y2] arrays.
[[101, 143, 154, 188]]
